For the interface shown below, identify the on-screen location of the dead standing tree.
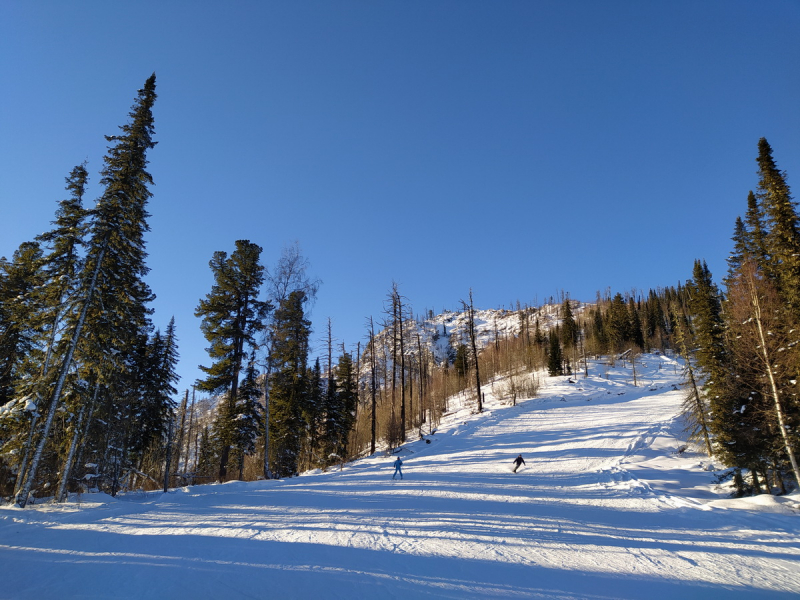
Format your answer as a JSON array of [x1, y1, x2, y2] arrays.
[[461, 289, 483, 413]]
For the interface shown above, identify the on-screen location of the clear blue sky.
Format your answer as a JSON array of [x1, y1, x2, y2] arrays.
[[2, 1, 799, 395]]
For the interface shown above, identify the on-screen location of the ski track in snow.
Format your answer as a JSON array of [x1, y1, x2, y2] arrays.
[[2, 354, 800, 599]]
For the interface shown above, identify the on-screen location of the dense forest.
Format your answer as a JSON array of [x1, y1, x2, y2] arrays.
[[1, 76, 798, 506]]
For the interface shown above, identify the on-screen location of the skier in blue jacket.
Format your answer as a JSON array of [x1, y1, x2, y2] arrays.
[[392, 457, 403, 480]]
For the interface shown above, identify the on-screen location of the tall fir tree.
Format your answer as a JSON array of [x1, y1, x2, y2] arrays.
[[606, 293, 631, 352], [756, 138, 800, 315], [0, 242, 44, 408], [547, 331, 563, 376], [685, 260, 728, 392], [196, 240, 269, 481], [560, 299, 578, 351], [17, 75, 159, 507], [269, 290, 311, 478]]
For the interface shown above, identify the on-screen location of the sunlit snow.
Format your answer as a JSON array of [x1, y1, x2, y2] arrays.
[[2, 354, 799, 599]]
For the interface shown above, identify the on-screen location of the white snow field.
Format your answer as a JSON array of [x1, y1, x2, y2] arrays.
[[2, 354, 800, 599]]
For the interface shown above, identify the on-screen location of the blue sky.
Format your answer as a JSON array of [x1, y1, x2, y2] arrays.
[[2, 1, 799, 394]]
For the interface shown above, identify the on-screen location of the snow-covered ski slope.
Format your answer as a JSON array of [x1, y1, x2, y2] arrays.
[[2, 354, 799, 599]]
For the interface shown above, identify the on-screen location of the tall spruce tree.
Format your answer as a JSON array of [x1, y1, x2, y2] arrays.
[[196, 240, 269, 481], [324, 351, 357, 465], [230, 353, 264, 480], [261, 242, 320, 479], [547, 330, 563, 376], [0, 243, 44, 408], [18, 75, 159, 507], [560, 299, 578, 351], [756, 138, 800, 315], [606, 293, 631, 352], [725, 262, 800, 489], [32, 164, 90, 386], [685, 260, 728, 398], [269, 290, 311, 478]]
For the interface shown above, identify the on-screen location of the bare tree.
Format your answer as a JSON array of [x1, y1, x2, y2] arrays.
[[461, 289, 482, 413]]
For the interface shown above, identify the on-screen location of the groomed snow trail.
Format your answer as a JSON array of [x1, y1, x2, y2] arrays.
[[2, 354, 799, 599]]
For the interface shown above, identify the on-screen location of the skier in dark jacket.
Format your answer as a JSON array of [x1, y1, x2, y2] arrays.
[[392, 457, 403, 480], [512, 454, 526, 473]]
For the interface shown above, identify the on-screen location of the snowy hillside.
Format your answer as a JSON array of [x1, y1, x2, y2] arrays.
[[394, 301, 583, 366], [2, 354, 799, 599]]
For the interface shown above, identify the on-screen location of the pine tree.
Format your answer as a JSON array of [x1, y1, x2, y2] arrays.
[[606, 293, 631, 352], [727, 216, 749, 280], [196, 240, 269, 481], [269, 290, 311, 478], [672, 306, 713, 456], [686, 260, 727, 388], [453, 344, 469, 378], [329, 351, 357, 464], [302, 357, 323, 469], [3, 168, 90, 499], [547, 332, 563, 376], [756, 138, 800, 314], [628, 298, 645, 350], [560, 299, 578, 351], [231, 354, 264, 480], [590, 307, 608, 354], [17, 74, 160, 507], [0, 242, 44, 407], [138, 318, 179, 458], [31, 164, 90, 386], [724, 262, 800, 489], [260, 242, 320, 479]]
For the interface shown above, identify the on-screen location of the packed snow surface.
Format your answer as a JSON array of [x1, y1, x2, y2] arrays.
[[2, 354, 799, 599]]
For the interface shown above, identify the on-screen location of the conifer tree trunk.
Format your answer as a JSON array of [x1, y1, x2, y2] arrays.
[[185, 387, 196, 474], [369, 318, 377, 455], [262, 352, 272, 479], [164, 417, 174, 493], [56, 384, 96, 504], [173, 389, 189, 476], [17, 242, 107, 507], [746, 273, 800, 486], [13, 413, 39, 502]]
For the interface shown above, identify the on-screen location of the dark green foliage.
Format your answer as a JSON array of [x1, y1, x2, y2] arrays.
[[196, 240, 268, 480], [672, 306, 713, 456], [757, 138, 800, 314], [226, 355, 264, 479], [324, 351, 357, 465], [4, 76, 180, 505], [0, 242, 44, 407], [686, 260, 727, 386], [269, 291, 311, 478], [691, 139, 800, 494], [302, 358, 324, 468], [606, 293, 631, 352], [453, 344, 469, 377], [75, 75, 158, 379], [628, 298, 645, 350], [129, 319, 180, 460], [560, 300, 578, 350], [547, 332, 563, 376], [589, 307, 608, 354]]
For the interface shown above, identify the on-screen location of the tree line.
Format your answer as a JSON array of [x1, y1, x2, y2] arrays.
[[677, 139, 800, 495], [2, 75, 794, 503], [0, 75, 177, 506]]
